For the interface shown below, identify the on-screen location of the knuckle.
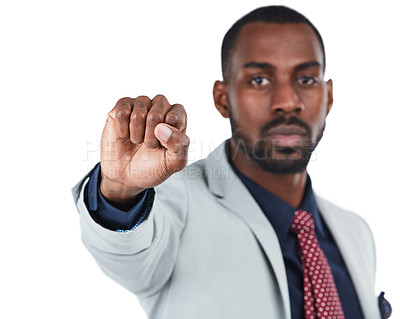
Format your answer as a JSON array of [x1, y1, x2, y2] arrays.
[[115, 109, 131, 121], [165, 113, 180, 126], [144, 139, 159, 149], [175, 104, 187, 118], [146, 112, 163, 126], [176, 135, 190, 149], [175, 103, 186, 112], [116, 97, 132, 105], [152, 94, 167, 102], [135, 95, 151, 103], [182, 135, 190, 148], [134, 96, 151, 108], [131, 111, 146, 123], [131, 135, 143, 144]]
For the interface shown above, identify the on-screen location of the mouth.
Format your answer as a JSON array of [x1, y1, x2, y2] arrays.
[[266, 125, 307, 148]]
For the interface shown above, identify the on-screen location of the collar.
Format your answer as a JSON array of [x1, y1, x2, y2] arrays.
[[231, 166, 326, 241]]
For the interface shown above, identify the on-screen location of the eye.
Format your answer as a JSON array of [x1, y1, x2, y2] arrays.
[[297, 76, 318, 86], [249, 76, 270, 87]]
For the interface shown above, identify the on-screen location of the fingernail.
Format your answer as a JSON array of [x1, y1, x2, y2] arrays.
[[108, 110, 116, 119], [157, 125, 172, 142]]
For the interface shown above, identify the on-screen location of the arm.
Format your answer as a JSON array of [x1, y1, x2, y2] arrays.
[[75, 173, 188, 298], [84, 163, 153, 231], [73, 95, 190, 298]]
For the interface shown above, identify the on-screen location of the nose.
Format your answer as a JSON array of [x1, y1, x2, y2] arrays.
[[271, 82, 304, 114]]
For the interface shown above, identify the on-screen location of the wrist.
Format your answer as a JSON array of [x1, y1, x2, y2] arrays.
[[99, 175, 144, 205]]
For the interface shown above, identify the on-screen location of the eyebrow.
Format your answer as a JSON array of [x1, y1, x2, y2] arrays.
[[243, 61, 275, 70], [294, 60, 321, 71], [242, 60, 321, 71]]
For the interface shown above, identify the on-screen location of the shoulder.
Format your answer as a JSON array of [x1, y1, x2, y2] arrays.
[[315, 194, 376, 265], [315, 195, 372, 233]]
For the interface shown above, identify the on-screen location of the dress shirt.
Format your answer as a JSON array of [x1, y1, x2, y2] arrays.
[[233, 167, 364, 319], [84, 163, 154, 232], [85, 162, 364, 318]]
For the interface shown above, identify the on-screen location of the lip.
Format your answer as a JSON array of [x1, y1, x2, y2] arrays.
[[268, 134, 304, 148], [266, 125, 307, 148], [266, 124, 307, 136]]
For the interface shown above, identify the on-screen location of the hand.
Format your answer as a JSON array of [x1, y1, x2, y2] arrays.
[[100, 95, 189, 205]]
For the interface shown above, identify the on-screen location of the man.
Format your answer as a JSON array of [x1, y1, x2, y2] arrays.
[[73, 6, 389, 319]]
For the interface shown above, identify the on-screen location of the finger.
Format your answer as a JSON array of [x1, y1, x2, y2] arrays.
[[144, 94, 172, 148], [130, 96, 151, 144], [111, 98, 134, 139], [154, 123, 190, 172], [165, 104, 187, 133]]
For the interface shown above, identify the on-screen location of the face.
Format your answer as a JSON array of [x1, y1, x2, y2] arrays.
[[214, 22, 333, 174]]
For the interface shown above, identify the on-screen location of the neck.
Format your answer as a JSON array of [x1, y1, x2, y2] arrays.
[[229, 139, 308, 208]]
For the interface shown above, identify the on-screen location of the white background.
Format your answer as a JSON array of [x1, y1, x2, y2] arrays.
[[1, 0, 399, 318]]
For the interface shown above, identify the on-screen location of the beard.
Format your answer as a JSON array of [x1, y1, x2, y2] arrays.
[[229, 114, 325, 174]]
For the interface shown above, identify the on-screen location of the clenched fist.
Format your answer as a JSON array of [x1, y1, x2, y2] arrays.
[[100, 95, 189, 205]]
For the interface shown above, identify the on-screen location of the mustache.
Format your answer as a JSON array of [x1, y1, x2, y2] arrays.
[[260, 116, 312, 136]]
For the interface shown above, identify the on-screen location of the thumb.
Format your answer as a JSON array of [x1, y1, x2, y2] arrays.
[[154, 123, 190, 169]]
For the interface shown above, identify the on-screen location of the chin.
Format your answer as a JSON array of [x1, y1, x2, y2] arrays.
[[255, 158, 310, 174], [253, 147, 312, 174]]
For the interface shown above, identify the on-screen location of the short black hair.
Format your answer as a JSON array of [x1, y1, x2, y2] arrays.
[[221, 6, 326, 81]]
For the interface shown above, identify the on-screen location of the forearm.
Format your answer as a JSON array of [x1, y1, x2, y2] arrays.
[[73, 166, 188, 297]]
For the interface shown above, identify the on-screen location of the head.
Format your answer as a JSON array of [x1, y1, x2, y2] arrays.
[[221, 6, 326, 81], [213, 6, 333, 174]]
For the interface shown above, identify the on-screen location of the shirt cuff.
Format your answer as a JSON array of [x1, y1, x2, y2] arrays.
[[84, 163, 155, 231]]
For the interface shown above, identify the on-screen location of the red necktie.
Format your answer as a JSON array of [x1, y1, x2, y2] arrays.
[[290, 210, 345, 319]]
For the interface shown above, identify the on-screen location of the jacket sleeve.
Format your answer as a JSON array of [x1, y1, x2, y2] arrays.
[[83, 163, 153, 231], [72, 169, 188, 299]]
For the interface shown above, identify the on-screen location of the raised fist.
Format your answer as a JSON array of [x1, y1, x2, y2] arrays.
[[100, 95, 189, 205]]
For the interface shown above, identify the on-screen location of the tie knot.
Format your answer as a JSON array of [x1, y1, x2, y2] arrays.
[[290, 210, 315, 234]]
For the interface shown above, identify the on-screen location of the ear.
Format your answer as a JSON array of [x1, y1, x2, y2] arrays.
[[326, 79, 333, 115], [213, 80, 229, 118]]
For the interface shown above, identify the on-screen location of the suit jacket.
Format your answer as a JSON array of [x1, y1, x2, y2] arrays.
[[73, 141, 381, 319]]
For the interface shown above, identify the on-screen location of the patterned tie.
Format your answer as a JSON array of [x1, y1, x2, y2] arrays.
[[290, 210, 345, 319]]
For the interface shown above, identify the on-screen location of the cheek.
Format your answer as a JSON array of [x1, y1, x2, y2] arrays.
[[232, 85, 270, 118], [301, 90, 329, 130], [230, 89, 260, 122], [307, 105, 329, 138]]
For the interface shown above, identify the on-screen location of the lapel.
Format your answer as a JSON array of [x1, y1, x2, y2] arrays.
[[203, 141, 291, 319], [316, 196, 379, 318]]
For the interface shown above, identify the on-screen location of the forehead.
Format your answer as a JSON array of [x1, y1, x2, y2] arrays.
[[231, 22, 324, 71]]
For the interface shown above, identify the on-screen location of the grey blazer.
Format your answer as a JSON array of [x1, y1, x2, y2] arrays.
[[73, 142, 381, 319]]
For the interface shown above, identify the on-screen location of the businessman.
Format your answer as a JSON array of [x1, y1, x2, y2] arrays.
[[73, 6, 390, 319]]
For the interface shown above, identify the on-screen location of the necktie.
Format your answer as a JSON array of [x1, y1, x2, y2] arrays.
[[290, 210, 345, 319]]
